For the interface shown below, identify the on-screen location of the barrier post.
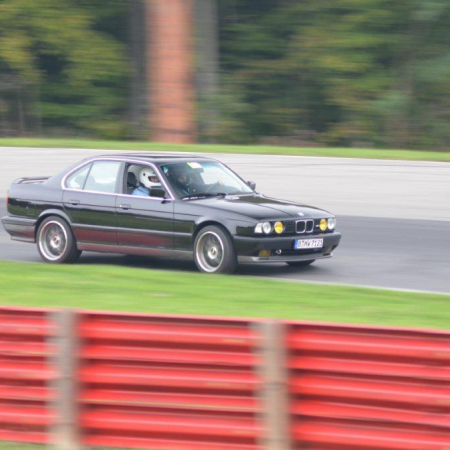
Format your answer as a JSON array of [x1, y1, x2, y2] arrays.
[[50, 309, 80, 450], [256, 321, 291, 450]]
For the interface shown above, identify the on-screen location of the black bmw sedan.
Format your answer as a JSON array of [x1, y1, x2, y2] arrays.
[[2, 153, 341, 274]]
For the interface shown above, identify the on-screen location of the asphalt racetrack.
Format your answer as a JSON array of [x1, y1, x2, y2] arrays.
[[1, 147, 449, 293]]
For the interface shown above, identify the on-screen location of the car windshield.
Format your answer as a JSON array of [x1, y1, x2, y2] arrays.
[[160, 161, 254, 199]]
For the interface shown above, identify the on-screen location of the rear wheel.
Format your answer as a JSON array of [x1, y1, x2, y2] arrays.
[[194, 226, 237, 274], [37, 217, 81, 264], [287, 260, 315, 267]]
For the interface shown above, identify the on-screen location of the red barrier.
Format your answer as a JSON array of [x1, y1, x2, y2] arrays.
[[1, 307, 449, 449], [286, 322, 450, 449], [0, 307, 57, 445], [78, 312, 263, 449]]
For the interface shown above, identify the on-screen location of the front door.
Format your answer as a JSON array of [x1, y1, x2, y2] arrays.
[[115, 164, 174, 250]]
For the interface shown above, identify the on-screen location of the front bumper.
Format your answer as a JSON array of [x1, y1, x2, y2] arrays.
[[234, 232, 341, 263], [1, 215, 36, 243]]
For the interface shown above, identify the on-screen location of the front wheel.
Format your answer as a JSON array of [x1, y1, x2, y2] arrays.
[[194, 226, 237, 274], [37, 216, 81, 264], [287, 259, 315, 267]]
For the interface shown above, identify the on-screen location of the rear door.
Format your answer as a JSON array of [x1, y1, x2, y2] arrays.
[[63, 160, 122, 245], [115, 163, 174, 250]]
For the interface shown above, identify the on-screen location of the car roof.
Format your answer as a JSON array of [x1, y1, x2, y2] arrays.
[[84, 153, 217, 164]]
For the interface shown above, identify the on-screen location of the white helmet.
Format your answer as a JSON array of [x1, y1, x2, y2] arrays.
[[139, 167, 161, 189]]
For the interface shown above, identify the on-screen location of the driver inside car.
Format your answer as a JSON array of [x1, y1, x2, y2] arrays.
[[132, 167, 161, 197], [168, 167, 191, 196], [166, 163, 228, 197]]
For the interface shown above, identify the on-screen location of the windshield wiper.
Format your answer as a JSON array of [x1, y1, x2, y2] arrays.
[[182, 192, 227, 200]]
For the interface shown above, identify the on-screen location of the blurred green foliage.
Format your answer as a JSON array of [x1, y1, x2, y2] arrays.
[[1, 0, 450, 149], [217, 0, 450, 149], [0, 0, 128, 138]]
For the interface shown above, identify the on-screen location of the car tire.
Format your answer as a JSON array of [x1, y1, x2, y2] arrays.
[[287, 260, 315, 267], [37, 216, 81, 264], [194, 225, 237, 274]]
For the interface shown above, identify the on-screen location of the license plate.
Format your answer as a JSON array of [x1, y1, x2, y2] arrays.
[[294, 238, 323, 250]]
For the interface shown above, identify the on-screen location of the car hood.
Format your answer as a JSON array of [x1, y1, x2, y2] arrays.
[[199, 194, 331, 220]]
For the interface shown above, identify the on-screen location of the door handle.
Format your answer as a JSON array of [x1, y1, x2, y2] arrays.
[[119, 204, 131, 210], [68, 199, 80, 206]]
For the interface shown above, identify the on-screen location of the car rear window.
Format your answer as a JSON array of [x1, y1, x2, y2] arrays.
[[65, 164, 91, 190]]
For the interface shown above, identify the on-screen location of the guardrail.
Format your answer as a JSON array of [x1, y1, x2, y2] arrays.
[[286, 322, 450, 449], [0, 307, 56, 446], [0, 307, 449, 449]]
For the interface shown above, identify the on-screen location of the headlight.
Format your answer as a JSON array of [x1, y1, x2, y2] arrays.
[[255, 222, 273, 234], [262, 222, 272, 234], [328, 217, 336, 230], [319, 219, 328, 231], [274, 221, 284, 234]]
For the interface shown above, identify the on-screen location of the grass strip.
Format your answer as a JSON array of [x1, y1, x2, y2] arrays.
[[1, 138, 450, 163], [0, 445, 48, 450], [0, 261, 449, 330], [0, 445, 45, 450]]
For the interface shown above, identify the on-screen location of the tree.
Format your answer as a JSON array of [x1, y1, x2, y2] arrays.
[[218, 0, 450, 150], [0, 0, 128, 138]]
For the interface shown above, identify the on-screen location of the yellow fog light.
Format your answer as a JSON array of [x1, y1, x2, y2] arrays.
[[274, 221, 284, 234], [259, 250, 271, 258], [319, 219, 328, 231]]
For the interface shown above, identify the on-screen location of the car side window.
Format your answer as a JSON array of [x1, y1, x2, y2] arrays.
[[124, 164, 143, 195], [84, 161, 121, 194], [126, 164, 168, 198], [65, 164, 91, 190]]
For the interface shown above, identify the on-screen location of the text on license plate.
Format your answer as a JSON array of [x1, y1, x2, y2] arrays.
[[294, 239, 323, 250]]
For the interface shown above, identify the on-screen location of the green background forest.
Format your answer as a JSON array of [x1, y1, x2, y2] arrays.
[[1, 0, 450, 150]]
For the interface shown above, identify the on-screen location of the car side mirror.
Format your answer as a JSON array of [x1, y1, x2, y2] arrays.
[[149, 187, 167, 199], [247, 181, 256, 191]]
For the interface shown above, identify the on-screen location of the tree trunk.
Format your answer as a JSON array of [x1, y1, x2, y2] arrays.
[[128, 0, 148, 139], [195, 0, 219, 141]]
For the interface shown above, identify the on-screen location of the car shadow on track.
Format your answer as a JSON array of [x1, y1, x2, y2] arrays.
[[75, 252, 321, 277]]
